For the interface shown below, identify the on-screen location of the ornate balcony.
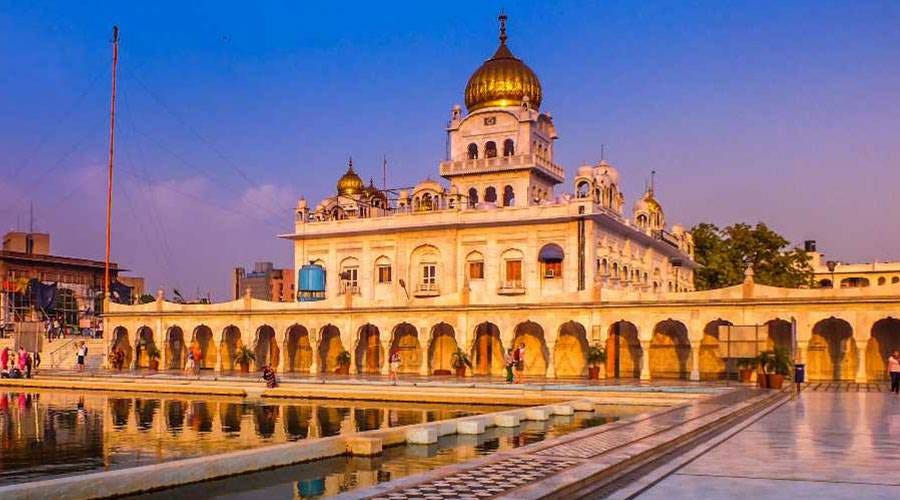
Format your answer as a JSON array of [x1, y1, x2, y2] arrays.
[[439, 153, 565, 183], [413, 282, 440, 297], [497, 280, 526, 295]]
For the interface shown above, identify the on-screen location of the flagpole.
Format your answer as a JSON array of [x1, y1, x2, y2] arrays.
[[104, 26, 119, 302]]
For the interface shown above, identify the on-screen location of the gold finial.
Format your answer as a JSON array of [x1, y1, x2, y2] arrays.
[[348, 156, 354, 170], [498, 12, 508, 45]]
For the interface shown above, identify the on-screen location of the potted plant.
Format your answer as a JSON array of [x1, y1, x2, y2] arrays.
[[736, 357, 756, 383], [234, 346, 256, 373], [756, 351, 772, 388], [146, 344, 161, 371], [451, 348, 472, 377], [765, 347, 791, 390], [335, 350, 351, 375], [586, 344, 606, 379]]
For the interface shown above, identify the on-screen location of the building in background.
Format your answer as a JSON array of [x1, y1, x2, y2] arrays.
[[232, 262, 295, 302], [0, 231, 143, 335], [805, 240, 900, 288]]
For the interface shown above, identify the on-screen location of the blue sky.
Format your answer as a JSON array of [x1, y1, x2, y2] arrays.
[[1, 1, 898, 298]]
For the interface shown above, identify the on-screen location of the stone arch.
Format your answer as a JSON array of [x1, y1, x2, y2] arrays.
[[253, 325, 279, 371], [808, 317, 856, 381], [700, 319, 730, 380], [111, 326, 133, 368], [165, 326, 186, 370], [284, 324, 312, 373], [429, 322, 458, 374], [765, 319, 793, 352], [512, 321, 549, 376], [390, 323, 422, 374], [356, 324, 382, 374], [467, 143, 478, 160], [649, 319, 691, 380], [220, 325, 243, 372], [502, 185, 515, 207], [191, 325, 216, 369], [471, 322, 504, 376], [866, 318, 900, 381], [554, 321, 588, 377], [467, 187, 479, 208], [134, 326, 156, 369], [606, 321, 641, 378], [484, 186, 497, 204], [318, 325, 344, 374]]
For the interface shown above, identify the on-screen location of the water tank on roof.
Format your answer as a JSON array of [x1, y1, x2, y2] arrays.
[[298, 263, 326, 302]]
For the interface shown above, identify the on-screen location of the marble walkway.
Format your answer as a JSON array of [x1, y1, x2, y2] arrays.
[[638, 391, 900, 499]]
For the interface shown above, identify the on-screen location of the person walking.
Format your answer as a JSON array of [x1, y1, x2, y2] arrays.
[[32, 351, 41, 374], [76, 342, 88, 373], [184, 349, 195, 376], [17, 347, 27, 372], [24, 351, 32, 378], [1, 347, 9, 372], [888, 350, 900, 395], [504, 348, 515, 384], [514, 343, 526, 384], [388, 348, 401, 385]]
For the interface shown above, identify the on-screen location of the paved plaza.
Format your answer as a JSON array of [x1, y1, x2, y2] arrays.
[[639, 390, 900, 499]]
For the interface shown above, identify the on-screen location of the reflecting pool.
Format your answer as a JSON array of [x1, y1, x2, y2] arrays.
[[136, 411, 625, 499], [0, 389, 512, 485]]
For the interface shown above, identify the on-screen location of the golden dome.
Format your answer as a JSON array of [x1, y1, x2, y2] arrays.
[[336, 159, 364, 196], [465, 15, 542, 112]]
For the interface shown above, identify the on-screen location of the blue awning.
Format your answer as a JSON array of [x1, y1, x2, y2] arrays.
[[539, 244, 564, 261]]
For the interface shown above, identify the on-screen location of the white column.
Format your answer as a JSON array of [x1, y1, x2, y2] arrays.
[[640, 340, 651, 381], [855, 340, 868, 383], [690, 345, 700, 381]]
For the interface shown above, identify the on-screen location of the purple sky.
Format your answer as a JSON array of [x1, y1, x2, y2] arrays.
[[1, 1, 898, 299]]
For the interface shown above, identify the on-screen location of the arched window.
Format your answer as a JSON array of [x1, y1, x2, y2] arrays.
[[576, 181, 590, 198], [893, 277, 900, 284], [840, 277, 869, 288], [375, 256, 392, 284], [819, 279, 833, 288], [421, 193, 434, 211], [538, 243, 564, 279], [502, 185, 515, 207], [503, 139, 515, 157], [637, 214, 648, 228], [484, 186, 497, 203], [878, 277, 886, 286], [467, 187, 478, 208], [467, 143, 478, 160], [485, 141, 497, 158], [466, 251, 485, 280]]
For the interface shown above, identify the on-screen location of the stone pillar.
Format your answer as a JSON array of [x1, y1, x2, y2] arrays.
[[419, 326, 430, 376], [157, 318, 166, 371], [380, 340, 391, 376], [309, 329, 319, 375], [640, 340, 651, 381], [545, 341, 556, 379], [855, 340, 868, 383], [690, 344, 700, 381]]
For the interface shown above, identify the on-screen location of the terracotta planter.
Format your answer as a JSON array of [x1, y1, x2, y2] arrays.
[[455, 366, 467, 377], [148, 359, 159, 371], [757, 371, 768, 389], [239, 362, 250, 373], [587, 366, 601, 380], [335, 364, 350, 375], [739, 368, 753, 383], [767, 373, 784, 390]]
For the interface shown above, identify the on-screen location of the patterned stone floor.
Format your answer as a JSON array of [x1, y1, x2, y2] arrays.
[[639, 391, 900, 499], [347, 389, 770, 499], [801, 382, 887, 392]]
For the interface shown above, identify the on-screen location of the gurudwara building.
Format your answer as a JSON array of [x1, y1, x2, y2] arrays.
[[104, 16, 900, 383]]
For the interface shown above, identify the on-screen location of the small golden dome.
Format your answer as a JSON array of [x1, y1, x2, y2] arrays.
[[337, 159, 364, 196], [465, 15, 542, 112]]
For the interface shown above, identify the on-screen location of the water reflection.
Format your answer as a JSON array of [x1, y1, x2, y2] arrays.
[[135, 413, 621, 500], [0, 389, 509, 486]]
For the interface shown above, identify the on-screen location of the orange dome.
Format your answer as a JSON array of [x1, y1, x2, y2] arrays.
[[336, 159, 364, 196]]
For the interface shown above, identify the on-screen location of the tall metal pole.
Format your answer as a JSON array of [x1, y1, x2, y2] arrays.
[[104, 26, 119, 301]]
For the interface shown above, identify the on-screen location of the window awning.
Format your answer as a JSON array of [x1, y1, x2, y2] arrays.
[[539, 244, 564, 262]]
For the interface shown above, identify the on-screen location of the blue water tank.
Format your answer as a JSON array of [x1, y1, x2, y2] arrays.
[[298, 263, 326, 301]]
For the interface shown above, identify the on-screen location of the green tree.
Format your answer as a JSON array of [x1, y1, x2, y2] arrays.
[[691, 222, 813, 290]]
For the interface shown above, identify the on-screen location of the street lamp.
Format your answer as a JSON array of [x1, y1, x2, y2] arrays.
[[826, 260, 837, 289]]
